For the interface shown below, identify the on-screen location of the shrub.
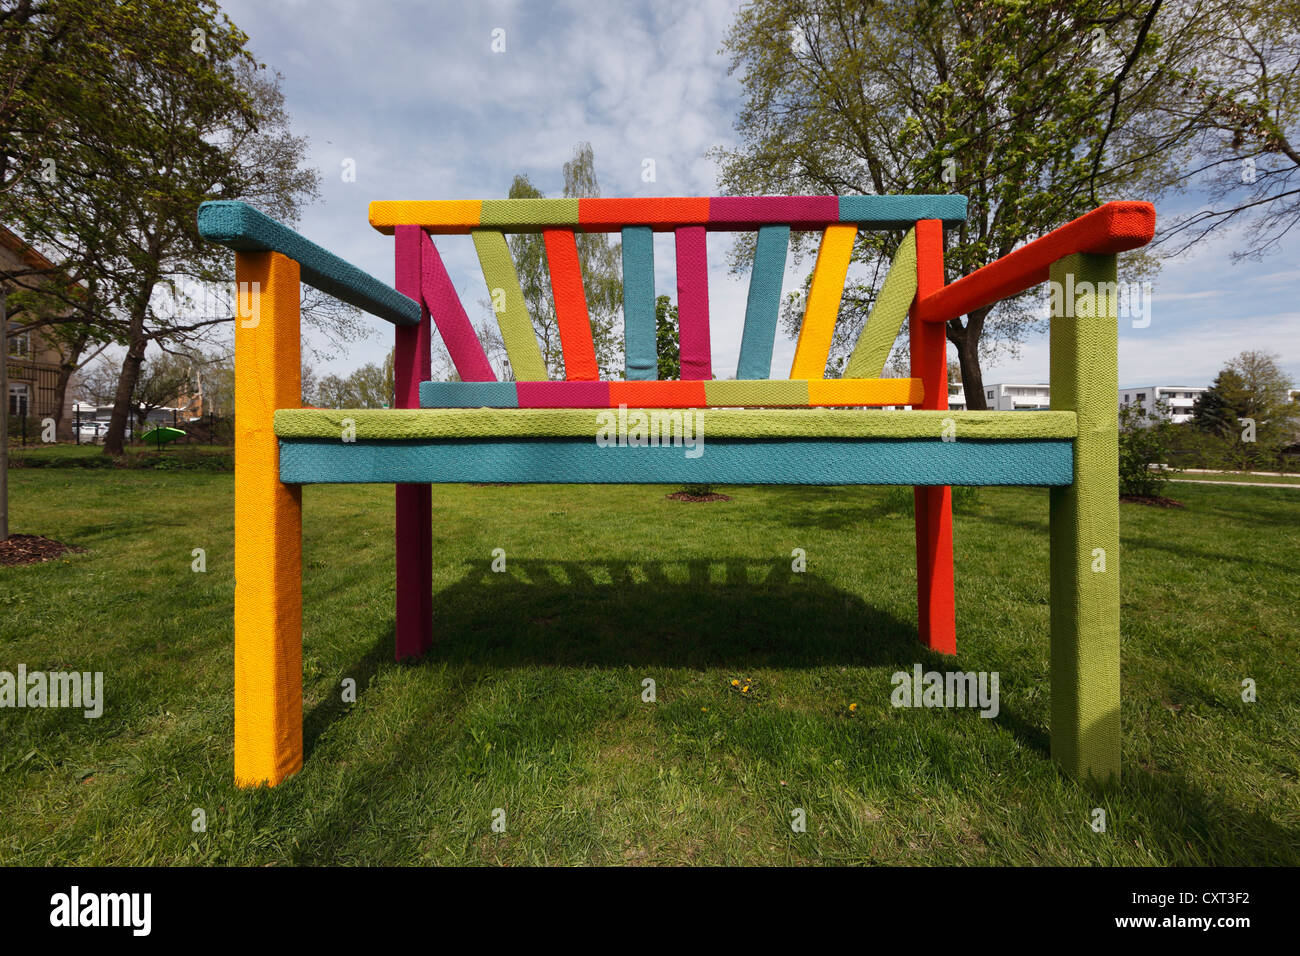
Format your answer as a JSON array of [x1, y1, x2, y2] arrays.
[[1118, 401, 1174, 497]]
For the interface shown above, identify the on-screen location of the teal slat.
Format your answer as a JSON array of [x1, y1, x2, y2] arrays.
[[621, 226, 657, 380], [736, 225, 790, 379], [279, 437, 1073, 486], [197, 200, 420, 325], [837, 194, 967, 228], [419, 381, 518, 408]]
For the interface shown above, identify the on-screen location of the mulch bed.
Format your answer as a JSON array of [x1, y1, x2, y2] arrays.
[[1120, 494, 1185, 508], [0, 534, 87, 568], [665, 491, 732, 503]]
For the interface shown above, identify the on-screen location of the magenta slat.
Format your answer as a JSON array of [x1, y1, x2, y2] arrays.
[[675, 226, 711, 380], [414, 228, 496, 382], [515, 380, 612, 408], [708, 196, 840, 230]]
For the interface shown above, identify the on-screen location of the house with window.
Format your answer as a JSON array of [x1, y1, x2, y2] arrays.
[[2, 227, 76, 436], [1119, 385, 1207, 424]]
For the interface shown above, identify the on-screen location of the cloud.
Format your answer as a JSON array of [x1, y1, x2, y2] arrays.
[[212, 0, 1299, 391]]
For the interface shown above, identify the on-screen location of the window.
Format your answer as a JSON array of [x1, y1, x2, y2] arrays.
[[1137, 392, 1146, 401], [7, 329, 30, 359], [987, 390, 994, 399], [9, 382, 30, 417]]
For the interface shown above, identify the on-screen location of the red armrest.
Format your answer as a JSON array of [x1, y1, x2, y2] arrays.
[[914, 201, 1155, 324]]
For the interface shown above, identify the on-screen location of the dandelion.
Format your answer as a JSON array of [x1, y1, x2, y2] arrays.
[[742, 685, 750, 693], [849, 703, 858, 713], [731, 679, 740, 687]]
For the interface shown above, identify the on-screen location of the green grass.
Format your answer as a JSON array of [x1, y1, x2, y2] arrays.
[[1, 470, 1297, 865]]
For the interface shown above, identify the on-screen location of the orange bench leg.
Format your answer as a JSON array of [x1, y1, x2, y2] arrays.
[[233, 250, 304, 787]]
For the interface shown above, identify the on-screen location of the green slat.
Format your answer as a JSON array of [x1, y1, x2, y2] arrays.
[[845, 229, 917, 378], [274, 407, 1078, 441], [471, 229, 547, 381], [479, 199, 580, 230]]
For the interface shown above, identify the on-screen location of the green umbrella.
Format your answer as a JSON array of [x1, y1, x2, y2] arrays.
[[141, 426, 186, 448]]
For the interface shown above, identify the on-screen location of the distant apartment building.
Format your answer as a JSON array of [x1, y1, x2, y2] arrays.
[[945, 383, 1051, 411], [1120, 385, 1207, 424]]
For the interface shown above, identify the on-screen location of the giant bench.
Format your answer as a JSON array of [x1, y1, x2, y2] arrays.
[[197, 194, 1156, 788]]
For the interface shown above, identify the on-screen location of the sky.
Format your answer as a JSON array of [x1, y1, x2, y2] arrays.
[[212, 0, 1300, 390]]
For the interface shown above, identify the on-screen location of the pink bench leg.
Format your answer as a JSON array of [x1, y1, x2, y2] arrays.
[[394, 226, 433, 660]]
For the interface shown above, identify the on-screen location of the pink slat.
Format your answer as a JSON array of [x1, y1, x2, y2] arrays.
[[675, 226, 711, 380], [708, 196, 840, 230], [415, 228, 496, 382], [515, 380, 611, 408], [394, 226, 432, 406]]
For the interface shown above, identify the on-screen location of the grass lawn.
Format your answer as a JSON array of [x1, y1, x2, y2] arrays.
[[1, 469, 1296, 865]]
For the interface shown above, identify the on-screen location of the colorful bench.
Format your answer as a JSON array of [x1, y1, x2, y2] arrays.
[[197, 194, 1155, 789]]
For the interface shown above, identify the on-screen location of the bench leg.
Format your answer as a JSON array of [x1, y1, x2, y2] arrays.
[[1048, 253, 1121, 780], [393, 225, 434, 660], [909, 219, 956, 655], [395, 486, 432, 659], [914, 486, 957, 654], [233, 251, 303, 787]]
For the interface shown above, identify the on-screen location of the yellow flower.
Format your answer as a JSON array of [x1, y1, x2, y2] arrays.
[[849, 703, 858, 712], [731, 679, 740, 687], [742, 685, 750, 693]]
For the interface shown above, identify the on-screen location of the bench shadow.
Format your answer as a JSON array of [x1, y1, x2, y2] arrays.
[[423, 557, 925, 669], [302, 557, 978, 755]]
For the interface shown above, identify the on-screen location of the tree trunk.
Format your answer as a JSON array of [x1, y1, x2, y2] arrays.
[[51, 330, 91, 441], [102, 332, 146, 455], [948, 306, 992, 411], [1, 289, 9, 540]]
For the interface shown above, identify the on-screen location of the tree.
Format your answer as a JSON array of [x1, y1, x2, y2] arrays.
[[131, 351, 194, 426], [563, 142, 624, 375], [499, 142, 624, 379], [313, 352, 395, 409], [654, 295, 680, 380], [3, 1, 332, 455], [1191, 368, 1249, 436], [1192, 351, 1296, 468], [1154, 0, 1300, 257], [714, 0, 1205, 408], [1119, 399, 1176, 497]]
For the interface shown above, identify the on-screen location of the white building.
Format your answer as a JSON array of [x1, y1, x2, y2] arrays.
[[948, 383, 1052, 411], [1119, 385, 1206, 424]]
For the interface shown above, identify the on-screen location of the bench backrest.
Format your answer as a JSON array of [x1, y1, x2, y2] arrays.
[[368, 195, 967, 409]]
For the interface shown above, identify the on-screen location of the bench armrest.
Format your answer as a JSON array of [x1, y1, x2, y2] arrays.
[[198, 200, 421, 326], [913, 201, 1154, 324]]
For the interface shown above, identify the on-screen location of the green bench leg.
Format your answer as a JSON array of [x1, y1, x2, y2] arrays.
[[1048, 253, 1121, 780]]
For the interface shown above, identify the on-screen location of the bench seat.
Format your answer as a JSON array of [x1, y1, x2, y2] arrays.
[[274, 408, 1077, 486]]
